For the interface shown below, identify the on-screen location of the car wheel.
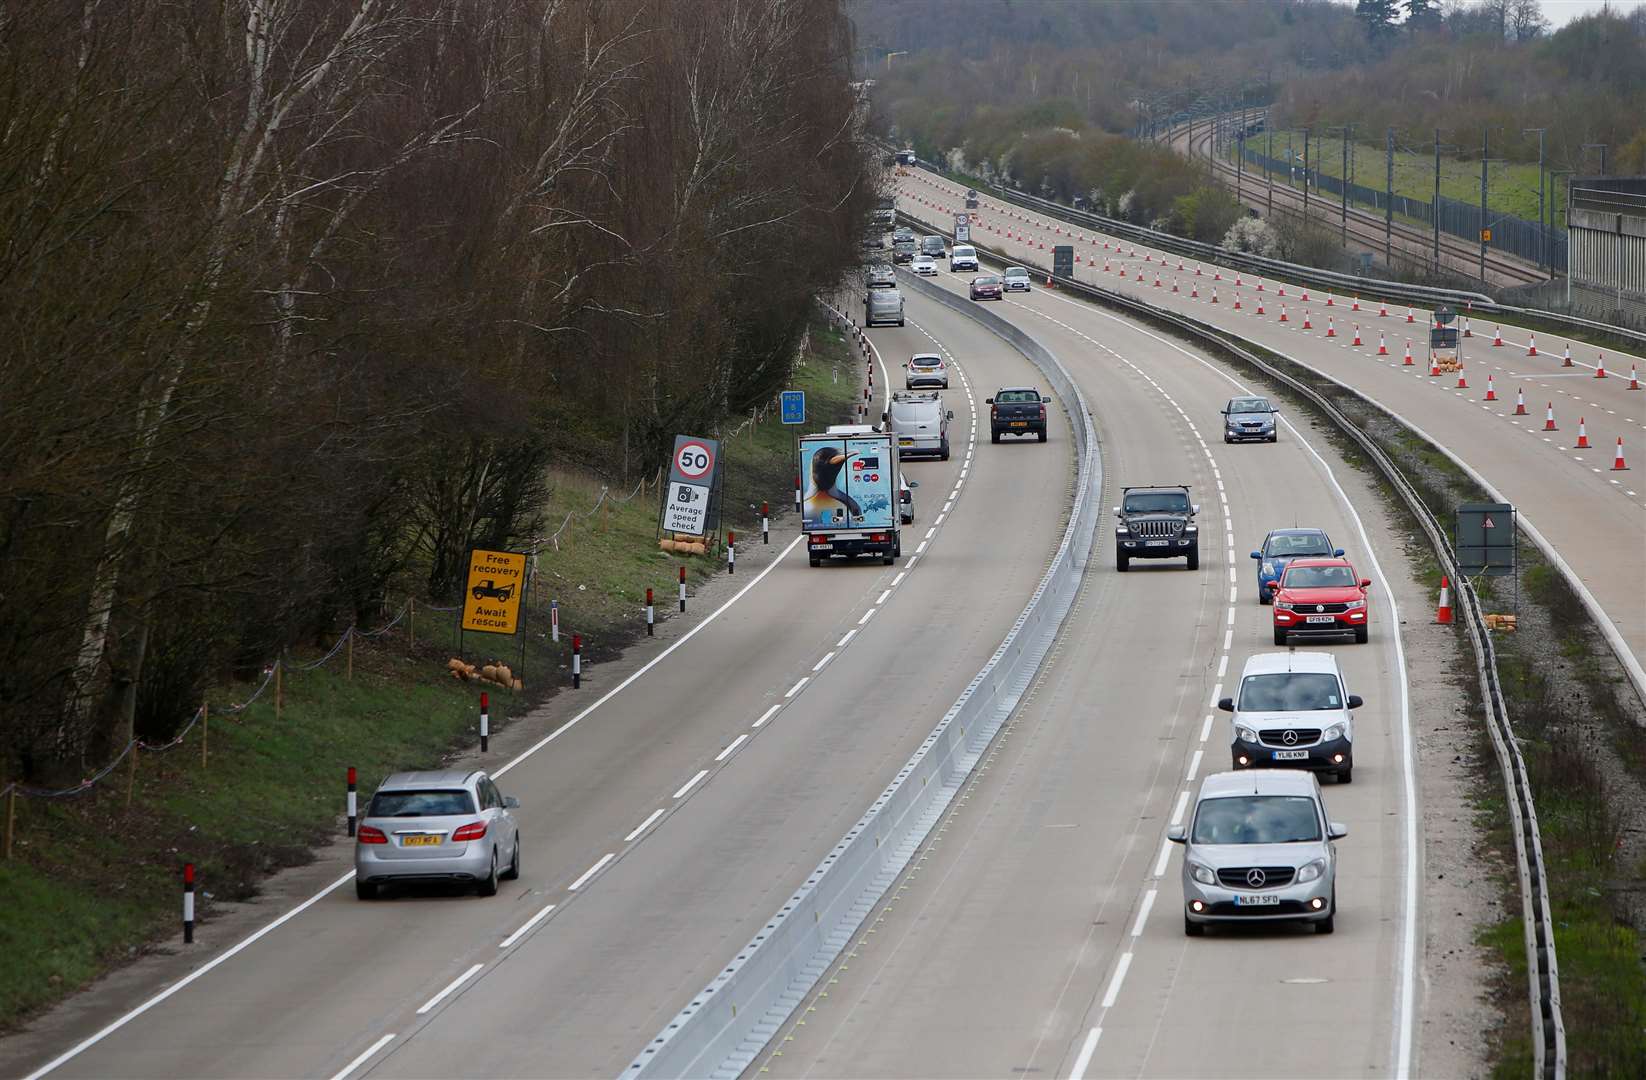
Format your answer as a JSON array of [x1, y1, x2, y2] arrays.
[[355, 880, 377, 901], [1354, 625, 1369, 644], [809, 555, 821, 567], [1259, 589, 1272, 605], [1116, 552, 1129, 572], [1037, 430, 1047, 443], [991, 431, 1000, 444], [1316, 894, 1336, 935], [1184, 914, 1205, 937], [1273, 627, 1288, 647], [1185, 547, 1199, 571], [1337, 765, 1353, 784], [477, 849, 500, 897], [882, 554, 895, 565], [1224, 433, 1232, 444], [897, 319, 905, 327], [1269, 433, 1278, 443], [502, 832, 521, 880]]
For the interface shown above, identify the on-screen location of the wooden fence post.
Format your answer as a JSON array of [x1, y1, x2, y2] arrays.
[[201, 701, 209, 769], [346, 628, 354, 680], [409, 596, 416, 653], [275, 659, 283, 722], [125, 744, 139, 813]]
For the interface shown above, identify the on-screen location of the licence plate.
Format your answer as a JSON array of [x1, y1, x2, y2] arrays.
[[1306, 615, 1335, 624], [1273, 749, 1310, 761], [899, 439, 913, 446], [1145, 539, 1169, 547], [1009, 420, 1027, 427], [1235, 894, 1280, 906], [402, 835, 441, 847]]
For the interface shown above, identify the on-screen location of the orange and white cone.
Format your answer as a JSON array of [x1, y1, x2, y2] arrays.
[[1135, 267, 1143, 281], [1302, 288, 1311, 302], [1378, 300, 1387, 317], [1278, 283, 1287, 297], [1406, 306, 1416, 324], [1430, 356, 1442, 376], [1326, 292, 1335, 307], [1485, 374, 1497, 401], [1543, 403, 1558, 431], [1456, 368, 1469, 389], [1403, 341, 1414, 366], [1514, 388, 1528, 415], [1352, 295, 1361, 311], [1492, 325, 1504, 347], [1191, 282, 1199, 298], [1377, 331, 1389, 355], [1256, 278, 1265, 292], [1463, 317, 1472, 338], [1233, 293, 1242, 310], [1352, 325, 1362, 346], [1562, 343, 1573, 367], [1214, 267, 1222, 280], [1279, 304, 1288, 323], [1172, 278, 1179, 293], [1211, 287, 1219, 304], [1327, 316, 1337, 337], [1630, 364, 1640, 390], [1303, 310, 1313, 329], [1575, 417, 1590, 449], [1255, 298, 1265, 314], [1153, 271, 1161, 287], [1436, 577, 1453, 625], [1236, 273, 1244, 286], [1614, 437, 1630, 471], [1526, 335, 1538, 357], [1595, 353, 1608, 379]]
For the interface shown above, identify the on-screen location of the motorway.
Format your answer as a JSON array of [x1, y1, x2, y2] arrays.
[[4, 290, 1071, 1079], [752, 263, 1421, 1078], [898, 172, 1646, 689]]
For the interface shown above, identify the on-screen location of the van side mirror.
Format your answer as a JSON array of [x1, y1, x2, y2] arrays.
[[1217, 697, 1235, 712], [1191, 504, 1201, 515], [1328, 822, 1349, 840], [1113, 507, 1123, 518], [1347, 695, 1363, 710], [908, 480, 919, 488], [1250, 551, 1262, 560], [1167, 825, 1187, 844]]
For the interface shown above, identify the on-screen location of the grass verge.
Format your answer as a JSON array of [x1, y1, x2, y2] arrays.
[[0, 309, 863, 1033]]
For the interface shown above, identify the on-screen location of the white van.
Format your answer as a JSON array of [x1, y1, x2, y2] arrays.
[[950, 245, 979, 272], [885, 390, 953, 460], [865, 286, 904, 327], [1218, 651, 1362, 783]]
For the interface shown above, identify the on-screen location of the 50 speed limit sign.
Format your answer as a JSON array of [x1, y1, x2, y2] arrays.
[[669, 435, 719, 486]]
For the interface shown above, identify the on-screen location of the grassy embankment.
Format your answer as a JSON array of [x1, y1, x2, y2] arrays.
[[0, 311, 862, 1032]]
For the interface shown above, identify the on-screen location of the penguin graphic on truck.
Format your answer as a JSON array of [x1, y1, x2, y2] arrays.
[[800, 426, 901, 566]]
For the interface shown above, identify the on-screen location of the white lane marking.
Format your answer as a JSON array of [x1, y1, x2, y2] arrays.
[[673, 770, 708, 799], [21, 867, 359, 1080], [1069, 1028, 1103, 1080], [1228, 566, 1236, 583], [892, 571, 907, 586], [715, 734, 749, 762], [812, 651, 835, 672], [876, 589, 893, 605], [1152, 838, 1172, 878], [858, 608, 877, 625], [752, 704, 782, 729], [935, 512, 947, 525], [1131, 889, 1158, 937], [1226, 608, 1235, 625], [1186, 749, 1203, 781], [836, 629, 857, 648], [568, 853, 615, 892], [1200, 714, 1214, 742], [1216, 654, 1228, 678], [1100, 952, 1133, 1008], [785, 677, 809, 698], [1209, 682, 1222, 706], [1228, 586, 1237, 604], [916, 541, 929, 555], [330, 1034, 397, 1080], [925, 527, 937, 539], [906, 555, 920, 568], [1223, 629, 1233, 651], [494, 532, 806, 780], [499, 903, 558, 947], [416, 963, 483, 1015], [1170, 790, 1190, 826]]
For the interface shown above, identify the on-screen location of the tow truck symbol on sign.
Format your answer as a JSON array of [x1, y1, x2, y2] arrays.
[[471, 578, 516, 602]]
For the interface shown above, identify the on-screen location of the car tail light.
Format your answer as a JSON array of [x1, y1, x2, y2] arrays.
[[451, 821, 488, 842], [1038, 404, 1047, 420], [357, 825, 387, 845], [990, 405, 998, 418]]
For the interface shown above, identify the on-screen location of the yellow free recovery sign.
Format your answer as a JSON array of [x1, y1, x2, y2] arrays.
[[461, 549, 527, 633]]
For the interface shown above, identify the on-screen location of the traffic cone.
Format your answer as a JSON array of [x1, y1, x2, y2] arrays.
[[1235, 273, 1244, 286], [1543, 403, 1558, 431], [1403, 341, 1414, 366], [1255, 298, 1265, 315], [1326, 292, 1335, 307], [1301, 288, 1311, 302], [1377, 331, 1389, 355], [1485, 374, 1497, 401], [1562, 343, 1573, 367], [1194, 261, 1201, 275], [1430, 356, 1442, 376], [1352, 325, 1362, 346], [1378, 300, 1388, 317], [1278, 284, 1287, 297], [1463, 317, 1472, 338], [1234, 293, 1242, 310], [1211, 287, 1219, 304], [1075, 253, 1082, 264], [1154, 271, 1161, 287], [1436, 577, 1453, 625], [1135, 268, 1144, 281], [1172, 278, 1179, 293], [1575, 417, 1590, 449], [1514, 388, 1528, 415], [1613, 437, 1629, 471], [1352, 295, 1361, 311], [1595, 353, 1607, 379], [1191, 282, 1199, 298], [1279, 305, 1288, 323], [1302, 310, 1313, 329], [1492, 325, 1504, 347], [1526, 335, 1538, 357], [1256, 277, 1265, 292], [1630, 364, 1640, 390], [1177, 257, 1184, 270], [1456, 369, 1469, 389], [1214, 267, 1222, 280], [1103, 260, 1110, 272], [1407, 306, 1416, 324], [1325, 316, 1336, 337]]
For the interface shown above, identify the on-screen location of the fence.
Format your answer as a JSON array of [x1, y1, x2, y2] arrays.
[[1241, 146, 1569, 271]]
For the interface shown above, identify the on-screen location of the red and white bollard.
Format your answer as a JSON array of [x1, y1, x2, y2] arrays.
[[646, 588, 655, 636], [347, 766, 358, 837], [762, 502, 770, 544], [726, 531, 735, 574], [572, 634, 582, 689], [479, 692, 490, 752], [795, 472, 802, 512], [679, 565, 687, 612], [550, 599, 559, 643], [183, 863, 196, 944], [1575, 417, 1590, 449]]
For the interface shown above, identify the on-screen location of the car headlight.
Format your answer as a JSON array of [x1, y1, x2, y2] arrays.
[[1296, 858, 1326, 884], [1115, 525, 1128, 533], [1189, 861, 1217, 886], [1183, 524, 1197, 533], [1274, 600, 1293, 610], [1236, 725, 1257, 742], [1322, 724, 1344, 742], [1345, 598, 1365, 609], [1262, 562, 1275, 576]]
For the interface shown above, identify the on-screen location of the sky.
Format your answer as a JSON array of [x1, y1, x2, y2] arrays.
[[1518, 0, 1641, 25]]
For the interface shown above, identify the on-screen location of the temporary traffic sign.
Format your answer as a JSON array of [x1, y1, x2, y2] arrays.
[[781, 390, 806, 425], [671, 437, 716, 484], [461, 549, 527, 633], [1456, 503, 1516, 577], [663, 433, 722, 539]]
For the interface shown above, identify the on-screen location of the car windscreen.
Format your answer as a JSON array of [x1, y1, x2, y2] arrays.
[[1228, 397, 1271, 414], [974, 276, 1000, 285], [994, 390, 1040, 403], [1265, 532, 1331, 557], [1282, 565, 1357, 589], [1237, 672, 1343, 711], [1004, 268, 1028, 278], [1191, 796, 1322, 844], [910, 356, 940, 368], [369, 789, 476, 817], [953, 247, 975, 257], [1123, 492, 1189, 513]]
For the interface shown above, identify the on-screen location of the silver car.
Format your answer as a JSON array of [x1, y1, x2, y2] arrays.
[[865, 286, 904, 327], [354, 770, 521, 899], [1169, 769, 1345, 936], [1002, 266, 1032, 292], [1222, 395, 1278, 443]]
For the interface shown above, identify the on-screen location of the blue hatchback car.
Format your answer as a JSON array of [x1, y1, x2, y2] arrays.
[[1251, 528, 1344, 604]]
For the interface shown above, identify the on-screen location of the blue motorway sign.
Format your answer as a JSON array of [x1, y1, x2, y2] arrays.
[[780, 390, 806, 425]]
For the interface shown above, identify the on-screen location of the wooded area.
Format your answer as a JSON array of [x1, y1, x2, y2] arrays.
[[0, 0, 873, 779]]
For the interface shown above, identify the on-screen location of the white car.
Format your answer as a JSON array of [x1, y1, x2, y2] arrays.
[[911, 255, 938, 276], [950, 245, 979, 272], [1219, 651, 1362, 784], [1002, 266, 1032, 292]]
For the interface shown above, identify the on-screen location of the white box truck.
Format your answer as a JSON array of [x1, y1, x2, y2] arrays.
[[801, 426, 902, 566]]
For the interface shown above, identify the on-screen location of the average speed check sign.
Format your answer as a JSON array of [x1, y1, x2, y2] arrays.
[[664, 434, 720, 537]]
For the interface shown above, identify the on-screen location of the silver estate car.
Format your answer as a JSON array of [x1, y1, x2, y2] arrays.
[[1169, 769, 1346, 936], [354, 770, 521, 899]]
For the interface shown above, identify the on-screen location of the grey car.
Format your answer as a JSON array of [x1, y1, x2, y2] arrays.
[[354, 769, 521, 899], [1222, 395, 1278, 443], [1169, 769, 1345, 936]]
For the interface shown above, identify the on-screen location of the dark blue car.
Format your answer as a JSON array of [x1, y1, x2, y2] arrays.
[[1251, 528, 1344, 604]]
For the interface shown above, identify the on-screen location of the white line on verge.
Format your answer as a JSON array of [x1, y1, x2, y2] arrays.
[[330, 1034, 397, 1080], [1100, 952, 1133, 1008], [752, 704, 782, 729], [813, 652, 835, 672], [567, 853, 615, 892], [499, 903, 557, 947], [785, 677, 809, 698], [1069, 1028, 1103, 1080], [715, 734, 749, 762], [1131, 889, 1158, 937], [673, 770, 708, 799], [416, 963, 483, 1015]]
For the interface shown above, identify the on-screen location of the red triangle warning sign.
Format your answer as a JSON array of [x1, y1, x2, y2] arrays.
[[1482, 516, 1495, 529]]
